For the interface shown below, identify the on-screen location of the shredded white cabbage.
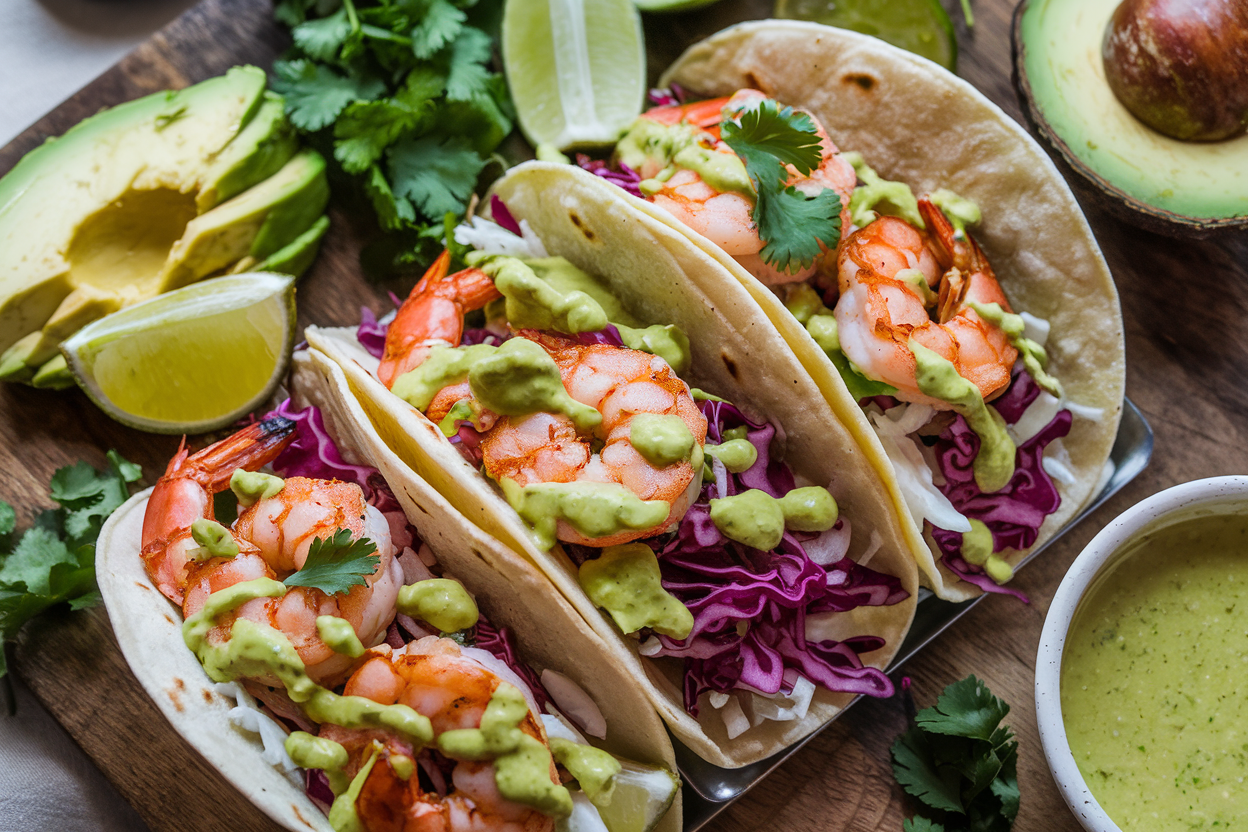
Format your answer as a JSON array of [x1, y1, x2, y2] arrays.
[[870, 410, 970, 533], [1010, 391, 1062, 445], [541, 669, 607, 740], [541, 712, 587, 745], [1019, 311, 1050, 346], [637, 636, 662, 657], [213, 683, 301, 786], [720, 694, 751, 740], [748, 676, 816, 727], [1042, 456, 1077, 485], [1063, 400, 1104, 421], [857, 529, 883, 569], [707, 691, 730, 710], [565, 792, 611, 832], [453, 216, 549, 258]]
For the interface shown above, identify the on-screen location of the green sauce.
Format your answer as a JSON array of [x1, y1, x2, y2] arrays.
[[389, 754, 415, 781], [396, 578, 480, 633], [501, 479, 670, 551], [969, 301, 1063, 397], [438, 683, 573, 818], [578, 543, 694, 638], [182, 578, 433, 745], [959, 518, 1012, 584], [285, 732, 350, 795], [703, 438, 757, 473], [470, 338, 602, 432], [930, 188, 982, 240], [783, 286, 897, 400], [909, 339, 1015, 493], [708, 487, 838, 550], [391, 344, 497, 411], [617, 118, 753, 197], [229, 469, 284, 508], [481, 256, 608, 334], [629, 414, 695, 468], [843, 152, 923, 228], [328, 747, 377, 832], [190, 518, 238, 560], [615, 323, 691, 376], [690, 388, 726, 403], [315, 616, 365, 658], [1061, 514, 1248, 831], [548, 738, 621, 804], [520, 257, 641, 327]]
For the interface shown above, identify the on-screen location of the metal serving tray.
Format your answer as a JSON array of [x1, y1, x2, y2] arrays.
[[679, 398, 1154, 830]]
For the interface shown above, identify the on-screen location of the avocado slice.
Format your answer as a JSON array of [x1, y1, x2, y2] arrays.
[[197, 92, 300, 211], [0, 67, 269, 354], [1013, 0, 1248, 235], [157, 150, 329, 291], [255, 215, 332, 277]]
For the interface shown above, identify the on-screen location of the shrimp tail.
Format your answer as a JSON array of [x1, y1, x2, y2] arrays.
[[379, 251, 503, 388], [141, 416, 296, 603]]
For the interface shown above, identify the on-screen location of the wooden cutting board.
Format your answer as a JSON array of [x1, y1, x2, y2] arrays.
[[4, 0, 1247, 830]]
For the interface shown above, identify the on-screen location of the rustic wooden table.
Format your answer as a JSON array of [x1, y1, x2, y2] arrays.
[[2, 0, 1244, 830]]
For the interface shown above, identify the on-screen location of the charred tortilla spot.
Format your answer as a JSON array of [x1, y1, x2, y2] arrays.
[[845, 73, 877, 92], [202, 689, 215, 704], [134, 581, 151, 591], [163, 614, 176, 626], [292, 806, 316, 829], [167, 686, 184, 712], [569, 211, 595, 240], [722, 352, 739, 379]]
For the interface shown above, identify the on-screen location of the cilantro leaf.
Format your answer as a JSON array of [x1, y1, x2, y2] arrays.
[[444, 27, 493, 102], [365, 163, 417, 231], [892, 728, 966, 814], [388, 135, 486, 218], [917, 675, 1011, 741], [283, 529, 379, 595], [292, 7, 352, 61], [332, 69, 443, 173], [0, 453, 140, 679], [721, 99, 844, 274], [412, 0, 467, 59], [892, 676, 1021, 832], [272, 59, 387, 132]]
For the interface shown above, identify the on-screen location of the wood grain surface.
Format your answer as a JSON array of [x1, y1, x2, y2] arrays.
[[3, 0, 1246, 830]]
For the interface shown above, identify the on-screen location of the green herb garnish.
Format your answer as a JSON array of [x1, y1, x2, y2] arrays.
[[283, 529, 380, 595], [891, 675, 1020, 832], [271, 0, 512, 275], [720, 99, 843, 274], [0, 451, 142, 679]]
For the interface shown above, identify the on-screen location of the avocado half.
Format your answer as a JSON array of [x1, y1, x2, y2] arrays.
[[1012, 0, 1248, 237], [0, 67, 331, 386]]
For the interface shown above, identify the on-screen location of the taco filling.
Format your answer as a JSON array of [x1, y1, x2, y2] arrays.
[[352, 211, 910, 739], [571, 89, 1106, 595], [137, 403, 669, 832]]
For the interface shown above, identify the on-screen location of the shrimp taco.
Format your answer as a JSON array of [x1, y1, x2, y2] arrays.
[[571, 20, 1125, 602], [96, 346, 681, 832], [306, 165, 920, 768]]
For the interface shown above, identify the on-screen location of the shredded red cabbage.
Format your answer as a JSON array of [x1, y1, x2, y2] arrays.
[[575, 154, 643, 198], [572, 324, 625, 348], [490, 194, 522, 236], [357, 307, 389, 359], [925, 368, 1072, 596], [473, 617, 551, 710], [639, 399, 906, 714], [647, 84, 687, 107], [460, 328, 510, 347]]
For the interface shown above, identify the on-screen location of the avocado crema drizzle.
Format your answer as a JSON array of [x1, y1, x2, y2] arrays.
[[390, 253, 848, 640], [183, 575, 597, 827]]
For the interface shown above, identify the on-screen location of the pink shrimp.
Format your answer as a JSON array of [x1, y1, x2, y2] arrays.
[[834, 197, 1019, 406], [143, 419, 403, 687], [632, 89, 857, 285], [318, 637, 558, 832], [378, 250, 503, 388]]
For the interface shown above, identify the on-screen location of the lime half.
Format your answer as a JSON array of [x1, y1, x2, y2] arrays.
[[774, 0, 958, 70], [503, 0, 646, 150], [592, 759, 679, 832], [61, 273, 296, 434]]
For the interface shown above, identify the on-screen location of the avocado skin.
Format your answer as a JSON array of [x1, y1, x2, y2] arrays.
[[257, 215, 332, 277], [1011, 0, 1248, 237]]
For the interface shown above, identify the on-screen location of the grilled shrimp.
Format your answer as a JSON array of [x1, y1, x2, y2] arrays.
[[319, 637, 558, 832], [634, 89, 857, 285], [143, 419, 403, 687], [834, 197, 1019, 406]]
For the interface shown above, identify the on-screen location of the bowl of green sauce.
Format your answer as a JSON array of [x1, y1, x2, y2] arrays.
[[1036, 476, 1248, 832]]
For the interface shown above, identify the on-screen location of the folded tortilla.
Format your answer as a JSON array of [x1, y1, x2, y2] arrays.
[[614, 21, 1125, 601], [308, 163, 920, 768], [96, 347, 680, 832]]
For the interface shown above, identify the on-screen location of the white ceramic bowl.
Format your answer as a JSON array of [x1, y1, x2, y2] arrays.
[[1034, 475, 1248, 832]]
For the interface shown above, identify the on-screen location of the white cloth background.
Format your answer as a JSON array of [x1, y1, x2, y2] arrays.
[[1, 3, 198, 828]]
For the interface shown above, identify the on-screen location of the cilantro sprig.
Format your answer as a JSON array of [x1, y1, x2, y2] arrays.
[[0, 452, 142, 680], [891, 676, 1020, 832], [720, 99, 843, 275], [283, 529, 380, 595], [271, 0, 512, 277]]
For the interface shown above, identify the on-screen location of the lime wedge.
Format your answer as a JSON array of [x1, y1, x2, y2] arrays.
[[591, 759, 679, 832], [633, 0, 722, 11], [774, 0, 958, 70], [61, 273, 296, 434], [502, 0, 646, 150]]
